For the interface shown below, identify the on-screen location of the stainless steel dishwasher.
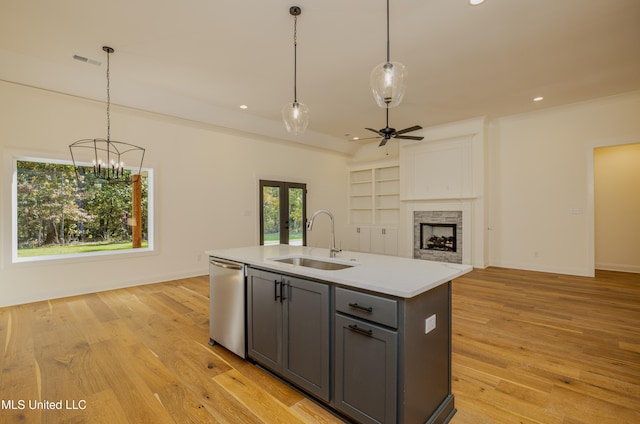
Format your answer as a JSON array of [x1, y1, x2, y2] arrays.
[[209, 257, 246, 358]]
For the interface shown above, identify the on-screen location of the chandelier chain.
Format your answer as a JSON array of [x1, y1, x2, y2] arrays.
[[106, 48, 111, 142]]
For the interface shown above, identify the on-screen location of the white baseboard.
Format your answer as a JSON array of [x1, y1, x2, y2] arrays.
[[595, 262, 640, 274]]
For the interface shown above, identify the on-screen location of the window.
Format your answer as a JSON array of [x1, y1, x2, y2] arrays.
[[12, 157, 153, 262], [260, 180, 306, 246]]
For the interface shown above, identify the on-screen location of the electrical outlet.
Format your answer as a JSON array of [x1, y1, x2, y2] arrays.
[[425, 314, 436, 334]]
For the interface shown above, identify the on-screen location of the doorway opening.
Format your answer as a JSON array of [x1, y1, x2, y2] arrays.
[[593, 143, 640, 273]]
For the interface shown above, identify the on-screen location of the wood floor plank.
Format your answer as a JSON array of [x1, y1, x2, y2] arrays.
[[89, 339, 176, 424], [213, 368, 307, 424], [290, 398, 345, 424]]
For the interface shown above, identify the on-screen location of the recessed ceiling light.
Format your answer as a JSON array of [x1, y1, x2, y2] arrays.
[[469, 0, 486, 5], [239, 105, 248, 109], [352, 137, 360, 141], [533, 96, 544, 102]]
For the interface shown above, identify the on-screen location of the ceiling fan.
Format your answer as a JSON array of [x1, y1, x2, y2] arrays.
[[364, 107, 424, 147]]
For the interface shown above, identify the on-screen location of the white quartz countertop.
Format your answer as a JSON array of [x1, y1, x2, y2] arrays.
[[205, 245, 472, 298]]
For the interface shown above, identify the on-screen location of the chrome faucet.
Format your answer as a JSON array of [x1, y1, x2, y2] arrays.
[[307, 209, 341, 258]]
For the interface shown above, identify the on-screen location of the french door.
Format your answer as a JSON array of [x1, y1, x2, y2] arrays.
[[260, 180, 307, 246]]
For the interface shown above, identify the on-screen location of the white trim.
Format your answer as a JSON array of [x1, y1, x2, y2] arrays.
[[595, 262, 640, 274], [489, 260, 594, 277], [586, 136, 640, 278]]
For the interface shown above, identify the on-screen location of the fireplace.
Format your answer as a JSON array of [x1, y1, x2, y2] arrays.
[[414, 211, 463, 264], [420, 223, 457, 252]]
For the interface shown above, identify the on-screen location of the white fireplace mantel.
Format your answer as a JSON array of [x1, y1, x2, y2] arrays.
[[398, 117, 487, 269]]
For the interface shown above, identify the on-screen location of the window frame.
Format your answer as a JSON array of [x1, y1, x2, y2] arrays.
[[259, 180, 307, 246], [8, 153, 155, 265]]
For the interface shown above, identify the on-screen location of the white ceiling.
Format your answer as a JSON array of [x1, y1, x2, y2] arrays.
[[2, 0, 639, 155]]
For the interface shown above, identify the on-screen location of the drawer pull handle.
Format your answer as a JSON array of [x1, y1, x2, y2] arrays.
[[348, 302, 373, 313], [348, 324, 373, 336]]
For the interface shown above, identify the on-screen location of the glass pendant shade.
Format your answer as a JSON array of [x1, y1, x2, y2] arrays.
[[282, 101, 309, 135], [370, 61, 408, 108]]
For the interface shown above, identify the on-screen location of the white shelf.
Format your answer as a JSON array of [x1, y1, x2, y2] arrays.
[[349, 162, 400, 227]]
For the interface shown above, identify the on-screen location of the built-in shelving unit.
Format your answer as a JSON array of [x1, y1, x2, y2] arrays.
[[348, 162, 400, 255], [349, 169, 373, 225], [374, 165, 400, 226]]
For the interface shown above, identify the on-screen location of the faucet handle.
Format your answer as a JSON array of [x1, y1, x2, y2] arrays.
[[330, 242, 342, 258]]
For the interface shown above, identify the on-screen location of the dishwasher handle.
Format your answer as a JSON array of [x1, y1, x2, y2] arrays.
[[209, 259, 243, 271]]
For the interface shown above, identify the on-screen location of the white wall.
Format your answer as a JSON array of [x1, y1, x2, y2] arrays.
[[488, 91, 640, 276], [0, 81, 349, 307], [3, 82, 639, 307]]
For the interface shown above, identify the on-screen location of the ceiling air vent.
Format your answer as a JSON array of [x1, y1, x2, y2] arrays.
[[73, 54, 101, 66]]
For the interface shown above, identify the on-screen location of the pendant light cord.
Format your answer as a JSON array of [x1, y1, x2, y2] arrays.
[[106, 49, 111, 142], [293, 14, 298, 103], [386, 0, 390, 63]]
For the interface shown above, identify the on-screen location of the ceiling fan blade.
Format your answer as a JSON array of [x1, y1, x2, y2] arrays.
[[395, 135, 424, 140], [365, 127, 382, 135], [378, 138, 388, 147], [354, 135, 383, 141], [395, 125, 423, 135]]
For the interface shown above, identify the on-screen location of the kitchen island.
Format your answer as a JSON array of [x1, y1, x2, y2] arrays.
[[206, 245, 471, 424]]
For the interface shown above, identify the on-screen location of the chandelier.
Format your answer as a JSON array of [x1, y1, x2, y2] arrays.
[[69, 46, 145, 183]]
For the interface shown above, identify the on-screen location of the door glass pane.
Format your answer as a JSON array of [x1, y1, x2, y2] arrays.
[[288, 187, 304, 246], [262, 185, 280, 245]]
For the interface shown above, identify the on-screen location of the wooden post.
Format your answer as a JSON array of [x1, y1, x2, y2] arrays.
[[132, 174, 142, 248]]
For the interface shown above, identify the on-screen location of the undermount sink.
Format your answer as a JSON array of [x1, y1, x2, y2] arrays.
[[270, 256, 357, 271]]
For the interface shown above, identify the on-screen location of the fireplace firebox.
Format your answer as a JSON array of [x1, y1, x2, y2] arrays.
[[420, 223, 457, 252]]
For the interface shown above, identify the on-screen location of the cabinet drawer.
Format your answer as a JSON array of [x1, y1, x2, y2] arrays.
[[335, 287, 398, 328]]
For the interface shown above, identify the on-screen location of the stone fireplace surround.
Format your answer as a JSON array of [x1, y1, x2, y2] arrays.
[[414, 211, 463, 264], [403, 200, 473, 266]]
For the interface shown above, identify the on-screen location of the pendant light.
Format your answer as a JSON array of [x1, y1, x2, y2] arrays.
[[370, 0, 408, 108], [69, 46, 145, 183], [282, 6, 309, 135]]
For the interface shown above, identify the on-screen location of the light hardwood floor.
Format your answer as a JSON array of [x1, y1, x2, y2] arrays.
[[451, 268, 640, 424], [0, 268, 638, 423]]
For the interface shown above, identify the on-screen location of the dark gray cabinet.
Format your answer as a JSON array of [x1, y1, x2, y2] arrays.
[[334, 283, 455, 424], [246, 267, 330, 402], [334, 287, 398, 424], [247, 266, 455, 423], [334, 313, 397, 424]]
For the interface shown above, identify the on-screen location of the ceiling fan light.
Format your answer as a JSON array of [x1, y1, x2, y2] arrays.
[[282, 101, 309, 135], [370, 61, 408, 108]]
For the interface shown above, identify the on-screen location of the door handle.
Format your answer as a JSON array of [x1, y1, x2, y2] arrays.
[[274, 280, 281, 301], [210, 260, 243, 270]]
